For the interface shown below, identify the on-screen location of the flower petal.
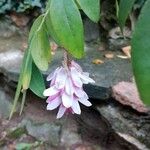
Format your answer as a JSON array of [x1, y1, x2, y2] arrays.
[[71, 100, 81, 114], [47, 67, 60, 81], [57, 105, 67, 119], [55, 68, 67, 89], [62, 92, 73, 108], [65, 78, 74, 95], [74, 87, 85, 98], [47, 97, 61, 110], [71, 67, 82, 87], [43, 86, 59, 97], [71, 61, 82, 72], [46, 93, 60, 103], [78, 98, 92, 107], [80, 73, 95, 84]]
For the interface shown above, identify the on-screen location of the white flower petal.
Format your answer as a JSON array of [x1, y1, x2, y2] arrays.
[[57, 105, 67, 119], [55, 68, 67, 89], [65, 78, 74, 95], [62, 93, 73, 108], [83, 72, 89, 77], [78, 98, 92, 107], [71, 100, 81, 114], [47, 97, 61, 110], [43, 86, 59, 97], [74, 88, 85, 98], [80, 73, 95, 84], [71, 67, 82, 87], [47, 67, 60, 81]]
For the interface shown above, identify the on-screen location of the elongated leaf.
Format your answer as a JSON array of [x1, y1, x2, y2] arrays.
[[118, 0, 136, 30], [49, 0, 84, 58], [9, 49, 30, 119], [29, 15, 51, 71], [30, 63, 45, 98], [22, 49, 32, 90], [29, 15, 44, 42], [45, 12, 61, 45], [76, 0, 100, 22], [131, 0, 150, 105]]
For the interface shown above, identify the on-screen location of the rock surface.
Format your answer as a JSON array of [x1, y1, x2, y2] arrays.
[[96, 101, 150, 148], [112, 81, 148, 113]]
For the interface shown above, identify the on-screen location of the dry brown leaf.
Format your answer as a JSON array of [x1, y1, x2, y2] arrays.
[[122, 46, 131, 58], [10, 12, 30, 27], [92, 59, 104, 64], [104, 53, 114, 59]]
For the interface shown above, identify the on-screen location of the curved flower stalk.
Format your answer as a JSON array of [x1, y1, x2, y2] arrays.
[[43, 55, 95, 118]]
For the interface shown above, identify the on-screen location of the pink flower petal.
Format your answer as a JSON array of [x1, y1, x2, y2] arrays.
[[50, 75, 56, 86], [47, 97, 61, 110], [46, 93, 60, 103], [71, 60, 82, 72], [57, 105, 67, 119], [62, 92, 73, 108], [43, 86, 59, 97], [78, 98, 92, 107], [71, 67, 82, 87], [71, 100, 81, 114]]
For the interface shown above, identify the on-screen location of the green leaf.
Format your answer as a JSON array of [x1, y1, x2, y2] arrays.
[[16, 142, 40, 150], [29, 15, 51, 71], [19, 90, 27, 115], [9, 49, 31, 119], [22, 49, 32, 90], [45, 11, 61, 45], [30, 63, 45, 98], [131, 0, 150, 105], [16, 143, 32, 150], [118, 0, 136, 31], [76, 0, 100, 22], [49, 0, 84, 58]]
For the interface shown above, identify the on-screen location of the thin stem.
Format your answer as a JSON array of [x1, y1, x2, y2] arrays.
[[63, 50, 71, 69], [19, 90, 27, 116]]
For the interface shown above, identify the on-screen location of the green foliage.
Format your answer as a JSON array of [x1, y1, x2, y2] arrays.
[[76, 0, 100, 22], [30, 15, 51, 71], [9, 49, 32, 119], [10, 0, 101, 118], [16, 142, 40, 150], [30, 63, 46, 98], [48, 0, 84, 58], [131, 0, 150, 105], [118, 0, 136, 31], [21, 49, 32, 90]]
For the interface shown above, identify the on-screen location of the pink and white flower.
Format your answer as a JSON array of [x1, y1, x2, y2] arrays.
[[43, 61, 95, 119]]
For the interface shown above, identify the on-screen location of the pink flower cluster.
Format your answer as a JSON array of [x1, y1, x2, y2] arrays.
[[43, 61, 95, 118]]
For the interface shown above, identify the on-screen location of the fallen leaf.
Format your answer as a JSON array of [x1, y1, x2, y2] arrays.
[[10, 12, 30, 27], [92, 59, 104, 65], [104, 53, 114, 59], [117, 55, 129, 59], [122, 46, 131, 58]]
